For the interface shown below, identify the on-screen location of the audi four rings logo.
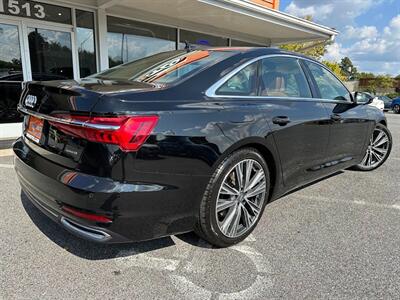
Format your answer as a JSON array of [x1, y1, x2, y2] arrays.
[[25, 95, 37, 108]]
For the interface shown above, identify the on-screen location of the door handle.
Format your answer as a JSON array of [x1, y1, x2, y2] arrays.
[[272, 116, 290, 126], [330, 114, 342, 121]]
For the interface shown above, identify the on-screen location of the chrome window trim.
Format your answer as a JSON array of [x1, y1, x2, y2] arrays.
[[205, 53, 353, 104], [0, 80, 23, 83], [18, 106, 120, 130]]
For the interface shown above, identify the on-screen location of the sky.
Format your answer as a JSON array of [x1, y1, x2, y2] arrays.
[[280, 0, 400, 76]]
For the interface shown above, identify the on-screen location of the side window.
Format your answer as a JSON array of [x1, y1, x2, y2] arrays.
[[216, 62, 258, 96], [305, 61, 351, 101], [259, 57, 311, 98]]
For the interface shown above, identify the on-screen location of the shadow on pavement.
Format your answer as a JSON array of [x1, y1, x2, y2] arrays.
[[20, 191, 180, 260]]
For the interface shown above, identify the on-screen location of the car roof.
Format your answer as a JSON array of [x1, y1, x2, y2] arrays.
[[204, 46, 321, 64]]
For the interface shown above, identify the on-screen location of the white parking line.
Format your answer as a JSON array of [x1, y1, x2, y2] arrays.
[[392, 204, 400, 210], [0, 164, 13, 169], [115, 249, 180, 271], [114, 232, 274, 299], [0, 149, 13, 157], [295, 194, 400, 211]]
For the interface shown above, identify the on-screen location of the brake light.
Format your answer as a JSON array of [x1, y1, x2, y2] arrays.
[[62, 205, 112, 224], [49, 115, 159, 152]]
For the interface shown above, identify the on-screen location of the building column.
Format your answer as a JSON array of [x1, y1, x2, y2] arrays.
[[97, 8, 109, 71]]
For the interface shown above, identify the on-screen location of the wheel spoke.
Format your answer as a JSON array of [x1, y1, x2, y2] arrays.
[[216, 199, 236, 212], [245, 181, 266, 198], [371, 150, 383, 163], [220, 205, 237, 234], [242, 205, 252, 228], [368, 150, 373, 166], [235, 163, 244, 191], [220, 182, 239, 196], [228, 204, 242, 237], [244, 160, 253, 190], [373, 135, 388, 147], [373, 131, 384, 146], [373, 146, 387, 155], [361, 151, 369, 166], [245, 169, 264, 192], [245, 197, 261, 215]]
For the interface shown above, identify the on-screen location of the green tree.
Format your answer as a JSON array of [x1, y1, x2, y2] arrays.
[[358, 72, 375, 79], [339, 57, 358, 80], [280, 40, 330, 60], [375, 75, 395, 90], [322, 61, 346, 81], [361, 75, 394, 93]]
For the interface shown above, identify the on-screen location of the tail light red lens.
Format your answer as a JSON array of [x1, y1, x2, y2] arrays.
[[62, 205, 112, 224], [49, 114, 159, 152]]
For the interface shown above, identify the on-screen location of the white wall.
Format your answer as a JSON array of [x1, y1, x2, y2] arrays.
[[0, 123, 22, 140]]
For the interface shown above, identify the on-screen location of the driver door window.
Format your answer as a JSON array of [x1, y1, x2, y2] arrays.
[[305, 61, 351, 101]]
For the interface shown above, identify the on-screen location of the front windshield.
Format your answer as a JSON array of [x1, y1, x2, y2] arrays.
[[91, 50, 233, 85]]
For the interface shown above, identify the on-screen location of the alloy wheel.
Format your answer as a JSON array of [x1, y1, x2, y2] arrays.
[[216, 159, 266, 238], [360, 127, 390, 169], [394, 105, 400, 114]]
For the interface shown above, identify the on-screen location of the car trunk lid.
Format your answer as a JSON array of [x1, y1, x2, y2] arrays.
[[19, 79, 157, 178], [20, 78, 154, 114]]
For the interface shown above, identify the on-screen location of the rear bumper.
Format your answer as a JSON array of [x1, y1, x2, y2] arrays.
[[14, 138, 209, 243]]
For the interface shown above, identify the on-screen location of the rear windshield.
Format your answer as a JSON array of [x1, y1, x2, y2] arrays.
[[91, 50, 233, 85]]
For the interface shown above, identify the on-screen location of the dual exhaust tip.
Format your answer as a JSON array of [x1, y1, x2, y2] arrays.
[[60, 217, 111, 242]]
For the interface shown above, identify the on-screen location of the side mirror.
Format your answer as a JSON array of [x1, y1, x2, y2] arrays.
[[353, 91, 373, 105]]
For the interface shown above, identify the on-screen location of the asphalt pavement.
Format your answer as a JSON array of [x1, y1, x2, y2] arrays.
[[1, 113, 399, 299]]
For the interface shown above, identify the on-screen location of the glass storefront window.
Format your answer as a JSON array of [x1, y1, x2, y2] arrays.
[[179, 30, 228, 49], [107, 16, 176, 68], [0, 22, 23, 123], [76, 10, 96, 77], [231, 39, 263, 47], [28, 27, 74, 79]]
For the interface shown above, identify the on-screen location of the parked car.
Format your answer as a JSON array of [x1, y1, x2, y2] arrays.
[[14, 48, 392, 247], [377, 95, 393, 111], [354, 92, 384, 111], [391, 97, 400, 113]]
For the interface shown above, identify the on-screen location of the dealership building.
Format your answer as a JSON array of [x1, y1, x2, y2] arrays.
[[0, 0, 337, 145]]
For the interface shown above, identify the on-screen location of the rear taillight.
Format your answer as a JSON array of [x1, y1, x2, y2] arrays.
[[49, 114, 159, 152]]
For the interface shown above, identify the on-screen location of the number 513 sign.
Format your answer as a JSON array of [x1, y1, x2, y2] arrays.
[[0, 0, 46, 19]]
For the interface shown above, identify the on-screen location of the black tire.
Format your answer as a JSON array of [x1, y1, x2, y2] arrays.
[[195, 148, 270, 247], [353, 123, 392, 171], [394, 104, 400, 114]]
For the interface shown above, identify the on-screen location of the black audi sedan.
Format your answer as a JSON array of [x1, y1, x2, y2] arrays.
[[14, 47, 392, 247]]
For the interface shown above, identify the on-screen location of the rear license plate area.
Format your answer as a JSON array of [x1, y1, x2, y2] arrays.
[[26, 116, 44, 144]]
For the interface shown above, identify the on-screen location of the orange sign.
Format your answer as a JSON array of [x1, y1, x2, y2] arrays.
[[250, 0, 279, 10], [26, 116, 44, 143], [138, 50, 210, 83]]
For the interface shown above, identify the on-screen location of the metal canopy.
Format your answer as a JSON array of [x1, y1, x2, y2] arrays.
[[93, 0, 338, 45]]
